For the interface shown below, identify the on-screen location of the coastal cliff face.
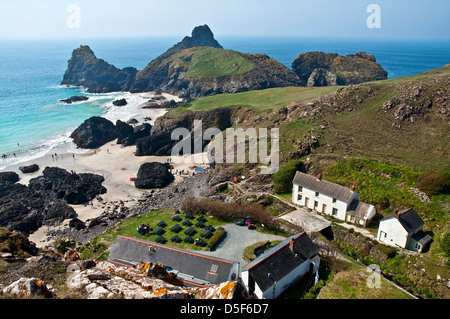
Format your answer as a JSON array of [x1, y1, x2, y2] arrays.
[[292, 51, 388, 86]]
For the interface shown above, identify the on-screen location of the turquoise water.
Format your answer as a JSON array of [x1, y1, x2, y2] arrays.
[[0, 37, 449, 168]]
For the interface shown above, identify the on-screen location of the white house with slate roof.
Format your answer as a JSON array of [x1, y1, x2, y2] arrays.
[[377, 208, 432, 253], [292, 172, 376, 227], [241, 232, 319, 299]]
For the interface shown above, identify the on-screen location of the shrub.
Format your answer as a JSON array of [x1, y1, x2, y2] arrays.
[[208, 227, 226, 250], [181, 198, 281, 231], [272, 160, 305, 193], [417, 171, 450, 196]]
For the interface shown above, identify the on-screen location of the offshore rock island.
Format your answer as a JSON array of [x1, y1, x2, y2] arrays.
[[61, 25, 387, 98]]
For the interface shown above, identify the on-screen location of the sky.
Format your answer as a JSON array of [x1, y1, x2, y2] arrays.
[[0, 0, 449, 40]]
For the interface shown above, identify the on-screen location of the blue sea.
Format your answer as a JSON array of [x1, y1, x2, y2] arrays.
[[1, 36, 449, 170]]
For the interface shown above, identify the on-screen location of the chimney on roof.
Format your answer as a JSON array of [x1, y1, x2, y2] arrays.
[[289, 238, 295, 252], [317, 174, 322, 181], [394, 209, 400, 219]]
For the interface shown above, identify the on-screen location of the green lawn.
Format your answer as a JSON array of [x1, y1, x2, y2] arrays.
[[166, 86, 340, 117], [88, 209, 227, 260]]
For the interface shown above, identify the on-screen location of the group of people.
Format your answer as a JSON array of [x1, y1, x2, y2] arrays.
[[137, 224, 152, 235]]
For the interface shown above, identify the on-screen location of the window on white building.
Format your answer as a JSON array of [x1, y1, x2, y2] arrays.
[[297, 194, 302, 201], [315, 191, 319, 197], [298, 186, 303, 192], [332, 198, 337, 203], [332, 208, 338, 216]]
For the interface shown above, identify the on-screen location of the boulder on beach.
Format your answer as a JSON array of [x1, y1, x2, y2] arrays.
[[116, 120, 135, 145], [70, 116, 118, 149], [134, 162, 174, 189], [116, 121, 152, 146], [19, 164, 40, 174]]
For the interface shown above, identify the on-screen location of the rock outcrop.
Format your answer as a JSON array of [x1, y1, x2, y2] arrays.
[[28, 167, 107, 205], [0, 181, 76, 236], [70, 116, 118, 149], [61, 45, 137, 93], [62, 261, 243, 299], [136, 107, 242, 157], [60, 96, 89, 104], [292, 51, 387, 86], [0, 227, 38, 258], [116, 120, 152, 146], [134, 162, 175, 189], [112, 98, 127, 106], [0, 171, 19, 184], [61, 25, 303, 98], [1, 277, 54, 298], [0, 167, 106, 235]]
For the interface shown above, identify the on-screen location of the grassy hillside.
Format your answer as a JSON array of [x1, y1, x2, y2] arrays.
[[174, 47, 255, 78], [166, 86, 340, 117]]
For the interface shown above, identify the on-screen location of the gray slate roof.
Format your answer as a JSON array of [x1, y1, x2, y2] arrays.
[[381, 208, 425, 233], [241, 232, 318, 292], [411, 230, 432, 245], [108, 236, 237, 287], [293, 171, 355, 203], [346, 199, 372, 219]]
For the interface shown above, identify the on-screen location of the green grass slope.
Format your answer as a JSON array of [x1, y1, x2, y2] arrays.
[[174, 47, 255, 78]]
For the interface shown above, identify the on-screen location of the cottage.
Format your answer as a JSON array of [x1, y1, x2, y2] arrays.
[[240, 232, 319, 299], [108, 236, 239, 287], [377, 208, 432, 252], [292, 172, 376, 227]]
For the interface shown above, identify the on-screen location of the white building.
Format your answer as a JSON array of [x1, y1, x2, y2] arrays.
[[377, 208, 432, 253], [240, 232, 319, 299], [292, 171, 376, 227]]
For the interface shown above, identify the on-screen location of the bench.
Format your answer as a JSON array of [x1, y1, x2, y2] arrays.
[[195, 221, 205, 228], [157, 221, 167, 227], [182, 220, 193, 226], [152, 227, 164, 235]]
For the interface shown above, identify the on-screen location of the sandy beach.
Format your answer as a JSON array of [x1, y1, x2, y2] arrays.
[[0, 92, 206, 248]]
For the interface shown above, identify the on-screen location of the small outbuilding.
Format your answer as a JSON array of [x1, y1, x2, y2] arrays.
[[377, 208, 432, 253]]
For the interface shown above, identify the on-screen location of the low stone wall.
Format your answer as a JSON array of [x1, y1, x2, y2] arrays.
[[332, 225, 389, 264]]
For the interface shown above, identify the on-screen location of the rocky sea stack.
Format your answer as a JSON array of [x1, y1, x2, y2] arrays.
[[61, 45, 137, 93], [292, 51, 388, 86]]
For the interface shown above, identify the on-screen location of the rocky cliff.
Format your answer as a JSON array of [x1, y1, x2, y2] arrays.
[[292, 51, 387, 86], [61, 45, 137, 93]]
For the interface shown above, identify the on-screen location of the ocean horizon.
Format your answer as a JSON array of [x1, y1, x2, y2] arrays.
[[1, 36, 449, 170]]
